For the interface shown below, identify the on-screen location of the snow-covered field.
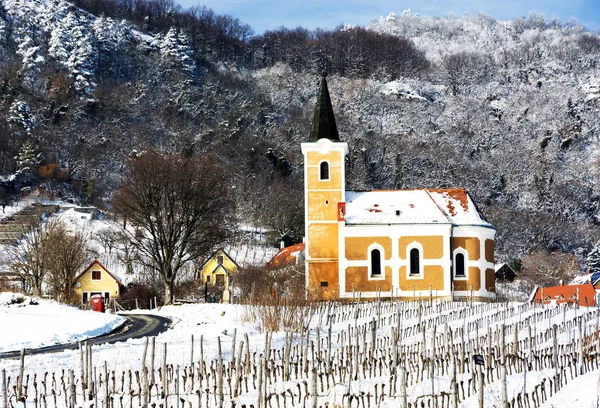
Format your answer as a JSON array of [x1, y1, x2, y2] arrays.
[[0, 292, 125, 352], [1, 296, 599, 408]]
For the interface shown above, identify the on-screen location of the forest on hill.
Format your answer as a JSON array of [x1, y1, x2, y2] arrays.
[[1, 0, 599, 268]]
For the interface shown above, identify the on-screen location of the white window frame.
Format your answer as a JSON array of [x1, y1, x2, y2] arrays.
[[319, 160, 330, 181], [368, 243, 385, 280], [91, 269, 102, 281], [453, 248, 468, 280], [406, 242, 424, 279]]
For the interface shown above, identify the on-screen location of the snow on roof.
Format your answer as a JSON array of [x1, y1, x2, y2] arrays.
[[345, 188, 492, 227], [267, 243, 305, 269], [570, 272, 600, 286]]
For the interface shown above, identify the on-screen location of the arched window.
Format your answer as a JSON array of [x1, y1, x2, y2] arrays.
[[409, 248, 420, 275], [371, 249, 381, 276], [319, 161, 329, 180], [455, 253, 466, 277]]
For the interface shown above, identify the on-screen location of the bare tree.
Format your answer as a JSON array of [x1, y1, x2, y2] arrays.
[[112, 151, 235, 304], [7, 220, 53, 296], [45, 221, 93, 304], [519, 250, 580, 289]]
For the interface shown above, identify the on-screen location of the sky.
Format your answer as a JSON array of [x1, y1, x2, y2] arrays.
[[174, 0, 600, 35]]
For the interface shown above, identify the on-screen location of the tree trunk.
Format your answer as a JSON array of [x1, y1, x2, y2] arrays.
[[164, 280, 174, 305]]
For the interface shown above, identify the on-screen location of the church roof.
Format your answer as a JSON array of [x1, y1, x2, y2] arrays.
[[344, 188, 493, 227], [308, 73, 341, 142]]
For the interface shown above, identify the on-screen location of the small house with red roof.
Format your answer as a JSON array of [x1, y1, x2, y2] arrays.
[[531, 283, 597, 307], [74, 259, 124, 305], [302, 74, 496, 301], [267, 243, 305, 269]]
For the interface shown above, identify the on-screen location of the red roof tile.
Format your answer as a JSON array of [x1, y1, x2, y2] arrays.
[[267, 243, 305, 269], [533, 284, 596, 307]]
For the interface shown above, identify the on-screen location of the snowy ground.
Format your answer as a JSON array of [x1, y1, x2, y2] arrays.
[[0, 296, 599, 407], [0, 292, 125, 352]]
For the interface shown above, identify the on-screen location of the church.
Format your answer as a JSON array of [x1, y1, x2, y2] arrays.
[[302, 74, 496, 301]]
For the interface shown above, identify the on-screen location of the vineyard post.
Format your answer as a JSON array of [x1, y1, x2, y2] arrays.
[[310, 367, 317, 408], [399, 366, 407, 408], [450, 358, 458, 408], [431, 324, 436, 399], [87, 343, 93, 400], [162, 343, 167, 399], [69, 369, 76, 408], [17, 348, 24, 400], [190, 335, 194, 370], [523, 357, 527, 405], [2, 369, 7, 408], [150, 337, 156, 386], [78, 341, 85, 396], [552, 324, 559, 392], [217, 337, 224, 408], [257, 356, 264, 408], [477, 364, 484, 408], [103, 361, 108, 408], [578, 317, 584, 375]]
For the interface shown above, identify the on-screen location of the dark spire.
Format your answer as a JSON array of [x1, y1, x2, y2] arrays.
[[308, 72, 341, 142]]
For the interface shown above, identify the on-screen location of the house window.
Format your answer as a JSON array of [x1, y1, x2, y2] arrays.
[[319, 161, 330, 180], [205, 275, 211, 284], [91, 270, 101, 280], [455, 253, 466, 277], [409, 248, 420, 275], [104, 292, 110, 302], [216, 274, 225, 286], [371, 249, 382, 276], [82, 292, 88, 304], [217, 255, 224, 265]]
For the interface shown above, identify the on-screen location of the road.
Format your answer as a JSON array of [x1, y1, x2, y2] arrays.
[[0, 314, 173, 359]]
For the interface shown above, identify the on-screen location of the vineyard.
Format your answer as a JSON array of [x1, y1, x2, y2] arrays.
[[1, 299, 599, 408]]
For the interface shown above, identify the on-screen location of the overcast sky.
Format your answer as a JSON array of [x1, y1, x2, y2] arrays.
[[174, 0, 600, 35]]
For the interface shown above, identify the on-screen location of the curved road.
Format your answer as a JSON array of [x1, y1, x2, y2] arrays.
[[0, 314, 173, 359]]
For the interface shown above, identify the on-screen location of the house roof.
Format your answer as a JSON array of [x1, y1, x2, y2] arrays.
[[308, 73, 341, 142], [199, 248, 241, 271], [533, 283, 597, 307], [344, 188, 493, 227], [74, 259, 123, 286], [267, 243, 305, 269], [570, 271, 600, 286]]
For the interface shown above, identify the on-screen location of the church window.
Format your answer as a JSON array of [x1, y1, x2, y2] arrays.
[[371, 249, 382, 276], [455, 253, 466, 277], [409, 248, 420, 275], [319, 161, 330, 180]]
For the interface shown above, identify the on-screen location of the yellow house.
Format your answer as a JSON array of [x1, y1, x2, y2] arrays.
[[303, 74, 496, 301], [198, 249, 240, 302], [74, 259, 123, 305]]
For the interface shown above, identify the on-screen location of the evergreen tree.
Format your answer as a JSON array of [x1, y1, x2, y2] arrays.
[[586, 241, 600, 273]]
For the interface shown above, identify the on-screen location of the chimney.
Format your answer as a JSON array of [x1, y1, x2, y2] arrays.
[[280, 240, 285, 249]]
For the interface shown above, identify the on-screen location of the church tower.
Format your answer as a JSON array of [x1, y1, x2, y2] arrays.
[[301, 73, 348, 299]]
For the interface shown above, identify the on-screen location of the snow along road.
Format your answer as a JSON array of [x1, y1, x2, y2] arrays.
[[0, 314, 173, 359]]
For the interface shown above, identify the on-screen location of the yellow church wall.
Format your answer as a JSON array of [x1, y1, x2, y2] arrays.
[[307, 166, 343, 191], [399, 265, 445, 291], [306, 151, 344, 166], [74, 263, 120, 304], [399, 236, 444, 259], [345, 266, 392, 292], [199, 250, 237, 290], [454, 266, 481, 291], [485, 239, 494, 263], [485, 268, 496, 292], [308, 261, 338, 300], [307, 191, 343, 220], [307, 224, 338, 258], [453, 237, 480, 260], [345, 237, 392, 260]]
